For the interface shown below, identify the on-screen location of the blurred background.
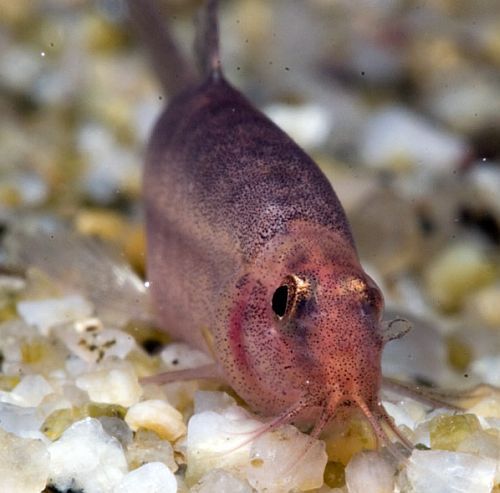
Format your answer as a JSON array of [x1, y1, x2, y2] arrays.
[[1, 0, 499, 389]]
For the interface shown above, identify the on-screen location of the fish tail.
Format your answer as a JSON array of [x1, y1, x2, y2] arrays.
[[126, 0, 198, 95]]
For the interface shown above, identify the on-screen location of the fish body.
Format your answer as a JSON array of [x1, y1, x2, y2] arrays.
[[143, 3, 387, 432]]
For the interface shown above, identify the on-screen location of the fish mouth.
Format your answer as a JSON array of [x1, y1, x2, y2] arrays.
[[285, 390, 414, 462]]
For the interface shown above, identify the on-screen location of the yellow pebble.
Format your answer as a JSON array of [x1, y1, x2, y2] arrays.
[[424, 243, 496, 312], [470, 284, 500, 329], [75, 209, 128, 242], [429, 414, 481, 451], [0, 375, 21, 391], [125, 399, 187, 442], [324, 416, 377, 466], [323, 461, 346, 488]]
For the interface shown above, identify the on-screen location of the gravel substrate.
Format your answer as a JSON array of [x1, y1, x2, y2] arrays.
[[0, 1, 499, 492]]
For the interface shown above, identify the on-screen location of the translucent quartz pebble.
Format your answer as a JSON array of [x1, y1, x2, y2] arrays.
[[191, 469, 253, 493], [457, 430, 500, 484], [48, 417, 127, 493], [403, 450, 497, 493], [381, 399, 426, 432], [125, 399, 186, 442], [345, 451, 395, 493], [185, 404, 262, 485], [99, 416, 133, 448], [17, 295, 93, 336], [429, 414, 481, 451], [113, 462, 177, 493], [76, 364, 142, 407], [324, 416, 377, 466], [0, 402, 44, 438], [246, 425, 327, 493], [193, 390, 237, 414], [1, 374, 53, 407], [359, 105, 467, 173], [125, 429, 178, 473], [0, 427, 49, 493]]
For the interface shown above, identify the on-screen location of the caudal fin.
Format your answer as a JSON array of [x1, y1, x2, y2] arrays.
[[126, 0, 223, 94], [126, 0, 197, 94]]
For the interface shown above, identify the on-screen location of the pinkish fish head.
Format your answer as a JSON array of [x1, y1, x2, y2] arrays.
[[217, 222, 402, 446]]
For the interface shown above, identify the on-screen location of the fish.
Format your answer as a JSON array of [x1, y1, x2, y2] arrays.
[[129, 0, 412, 448]]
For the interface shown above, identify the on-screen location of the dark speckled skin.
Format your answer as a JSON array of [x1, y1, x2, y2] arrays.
[[145, 72, 389, 432]]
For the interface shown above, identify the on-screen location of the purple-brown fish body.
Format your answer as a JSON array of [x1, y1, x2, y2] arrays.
[[139, 0, 395, 441]]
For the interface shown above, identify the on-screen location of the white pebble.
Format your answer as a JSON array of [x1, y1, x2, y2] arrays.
[[192, 469, 252, 493], [59, 323, 136, 363], [17, 295, 93, 336], [193, 390, 237, 414], [0, 402, 45, 439], [469, 163, 500, 217], [403, 450, 497, 493], [427, 77, 500, 134], [360, 106, 467, 173], [0, 45, 43, 92], [48, 418, 127, 493], [186, 405, 262, 484], [0, 275, 25, 292], [126, 429, 178, 473], [471, 355, 500, 387], [161, 342, 213, 370], [1, 172, 48, 207], [246, 425, 327, 493], [382, 399, 426, 432], [345, 451, 395, 493], [125, 399, 186, 442], [76, 365, 142, 407], [78, 123, 140, 204], [457, 430, 500, 484], [0, 375, 53, 408], [113, 462, 177, 493], [469, 394, 500, 419], [0, 427, 48, 493], [264, 103, 332, 149]]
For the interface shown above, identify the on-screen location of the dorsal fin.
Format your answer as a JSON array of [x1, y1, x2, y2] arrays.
[[195, 0, 223, 80], [126, 0, 197, 94]]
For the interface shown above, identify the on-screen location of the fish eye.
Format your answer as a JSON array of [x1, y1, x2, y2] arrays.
[[271, 275, 309, 320], [272, 284, 290, 318]]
